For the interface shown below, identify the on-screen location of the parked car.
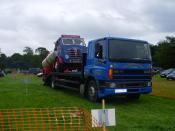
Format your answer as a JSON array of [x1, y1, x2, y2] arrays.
[[20, 70, 29, 74], [166, 71, 175, 80], [29, 68, 41, 75], [152, 67, 163, 75], [160, 68, 175, 78]]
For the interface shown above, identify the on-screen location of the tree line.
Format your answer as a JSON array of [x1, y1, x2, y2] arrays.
[[150, 36, 175, 69], [0, 47, 49, 70], [0, 36, 175, 70]]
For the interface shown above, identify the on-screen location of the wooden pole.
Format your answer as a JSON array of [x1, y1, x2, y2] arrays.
[[102, 99, 106, 131]]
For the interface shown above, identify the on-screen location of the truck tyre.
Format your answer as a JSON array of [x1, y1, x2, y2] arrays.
[[51, 77, 56, 89], [44, 76, 51, 87], [127, 94, 140, 100], [80, 84, 85, 96], [87, 80, 98, 102]]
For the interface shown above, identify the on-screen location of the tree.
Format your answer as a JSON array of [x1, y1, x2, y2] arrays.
[[11, 53, 22, 61], [0, 53, 7, 69], [154, 36, 175, 68], [23, 47, 33, 55], [150, 44, 159, 66], [30, 55, 42, 68], [10, 53, 26, 69], [35, 47, 49, 59], [0, 46, 49, 69]]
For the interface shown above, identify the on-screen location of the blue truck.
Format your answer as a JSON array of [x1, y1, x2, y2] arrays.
[[42, 36, 152, 102]]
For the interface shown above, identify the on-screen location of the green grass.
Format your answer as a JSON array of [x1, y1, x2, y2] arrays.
[[152, 75, 175, 99], [0, 74, 175, 131]]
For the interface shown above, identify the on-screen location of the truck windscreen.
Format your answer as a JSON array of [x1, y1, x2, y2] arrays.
[[63, 38, 85, 45], [63, 39, 74, 44], [109, 39, 151, 63]]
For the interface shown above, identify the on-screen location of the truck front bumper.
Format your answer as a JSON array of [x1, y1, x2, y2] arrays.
[[98, 86, 152, 98]]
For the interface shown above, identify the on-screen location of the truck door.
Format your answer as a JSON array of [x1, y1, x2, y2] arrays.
[[94, 39, 107, 79]]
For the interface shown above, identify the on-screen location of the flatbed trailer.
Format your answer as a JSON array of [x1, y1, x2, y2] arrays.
[[51, 72, 83, 89]]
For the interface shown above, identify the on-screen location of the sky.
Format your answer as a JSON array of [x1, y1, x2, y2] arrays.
[[0, 0, 175, 56]]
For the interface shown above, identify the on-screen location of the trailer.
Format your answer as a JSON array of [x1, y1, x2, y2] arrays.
[[42, 36, 152, 102]]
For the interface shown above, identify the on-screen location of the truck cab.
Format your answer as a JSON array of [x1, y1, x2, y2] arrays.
[[54, 35, 86, 72], [84, 37, 152, 100]]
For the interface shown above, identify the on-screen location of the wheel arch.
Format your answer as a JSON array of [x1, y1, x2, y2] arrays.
[[84, 76, 99, 94]]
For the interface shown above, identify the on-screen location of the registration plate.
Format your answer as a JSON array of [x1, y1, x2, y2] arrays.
[[115, 89, 127, 93]]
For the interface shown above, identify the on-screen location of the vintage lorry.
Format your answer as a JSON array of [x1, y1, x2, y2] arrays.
[[42, 35, 86, 77]]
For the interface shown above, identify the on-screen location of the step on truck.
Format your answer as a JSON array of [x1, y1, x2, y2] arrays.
[[42, 35, 152, 102]]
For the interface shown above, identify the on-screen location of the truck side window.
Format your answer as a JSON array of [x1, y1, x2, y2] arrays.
[[95, 40, 106, 59], [95, 43, 102, 59]]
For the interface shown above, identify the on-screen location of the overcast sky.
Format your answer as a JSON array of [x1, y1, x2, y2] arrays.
[[0, 0, 175, 56]]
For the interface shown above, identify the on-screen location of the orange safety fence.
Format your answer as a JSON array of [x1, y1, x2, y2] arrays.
[[0, 107, 108, 131]]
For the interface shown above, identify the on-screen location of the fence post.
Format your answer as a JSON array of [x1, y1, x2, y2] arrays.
[[102, 99, 106, 131]]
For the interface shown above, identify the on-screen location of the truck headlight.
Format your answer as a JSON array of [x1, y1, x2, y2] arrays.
[[65, 54, 69, 59]]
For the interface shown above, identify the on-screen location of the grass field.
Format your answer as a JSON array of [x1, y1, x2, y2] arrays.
[[0, 74, 175, 131], [152, 75, 175, 99]]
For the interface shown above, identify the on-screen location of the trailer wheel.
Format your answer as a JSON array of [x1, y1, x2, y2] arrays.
[[127, 94, 140, 100], [43, 76, 51, 87], [51, 77, 56, 89], [87, 80, 98, 102]]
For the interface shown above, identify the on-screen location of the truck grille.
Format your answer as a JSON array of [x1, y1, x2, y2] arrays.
[[66, 48, 82, 63], [114, 69, 149, 74], [113, 75, 151, 80], [113, 69, 151, 81]]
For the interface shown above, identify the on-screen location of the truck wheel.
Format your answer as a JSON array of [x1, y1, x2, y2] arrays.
[[87, 80, 98, 102], [127, 94, 140, 100], [80, 84, 85, 96], [51, 77, 56, 89], [44, 76, 51, 87]]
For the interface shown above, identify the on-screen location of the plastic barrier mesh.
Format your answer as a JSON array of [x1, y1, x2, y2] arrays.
[[0, 107, 107, 131]]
